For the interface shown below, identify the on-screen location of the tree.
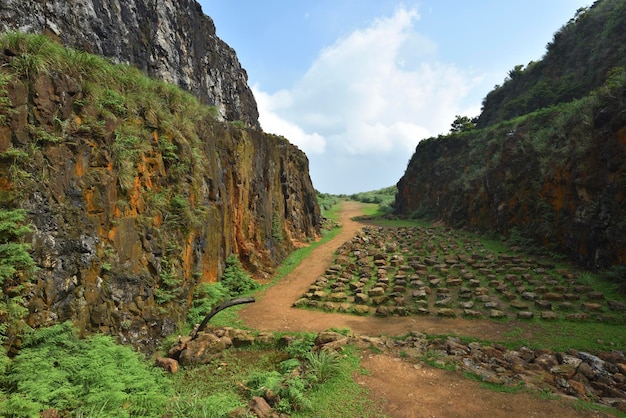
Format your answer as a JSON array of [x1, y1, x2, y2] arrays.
[[507, 64, 525, 80], [450, 115, 477, 133]]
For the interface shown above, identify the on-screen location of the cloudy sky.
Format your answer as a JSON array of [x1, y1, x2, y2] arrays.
[[198, 1, 591, 194]]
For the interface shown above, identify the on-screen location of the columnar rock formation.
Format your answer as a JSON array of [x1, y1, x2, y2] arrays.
[[394, 1, 626, 269], [0, 3, 321, 348]]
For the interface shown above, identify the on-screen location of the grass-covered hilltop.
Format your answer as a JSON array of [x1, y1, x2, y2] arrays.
[[396, 0, 626, 278]]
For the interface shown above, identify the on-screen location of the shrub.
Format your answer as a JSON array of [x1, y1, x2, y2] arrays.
[[285, 334, 315, 359], [0, 208, 35, 346], [187, 282, 229, 326], [304, 350, 340, 383], [220, 255, 259, 297], [246, 371, 311, 413], [0, 322, 171, 417]]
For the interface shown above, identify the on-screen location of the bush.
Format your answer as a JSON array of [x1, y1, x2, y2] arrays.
[[187, 282, 229, 326], [0, 208, 35, 346], [0, 322, 171, 417], [220, 255, 259, 297], [304, 350, 340, 383], [246, 371, 311, 413]]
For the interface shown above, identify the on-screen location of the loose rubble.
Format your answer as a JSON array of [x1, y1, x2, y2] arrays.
[[158, 326, 626, 415]]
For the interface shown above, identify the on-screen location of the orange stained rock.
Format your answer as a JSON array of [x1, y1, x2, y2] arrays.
[[200, 251, 218, 284], [0, 177, 12, 191], [137, 155, 156, 190], [182, 233, 194, 281], [84, 188, 96, 213], [107, 225, 117, 242], [75, 152, 86, 176], [128, 176, 142, 216], [542, 167, 568, 213], [82, 266, 102, 304]]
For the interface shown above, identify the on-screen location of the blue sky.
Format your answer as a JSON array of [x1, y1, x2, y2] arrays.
[[198, 1, 591, 194]]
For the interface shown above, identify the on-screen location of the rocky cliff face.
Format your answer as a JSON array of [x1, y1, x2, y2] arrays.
[[0, 0, 260, 128], [0, 35, 320, 350], [395, 0, 626, 270], [395, 83, 626, 269]]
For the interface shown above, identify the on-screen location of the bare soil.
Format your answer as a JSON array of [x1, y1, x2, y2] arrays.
[[239, 201, 615, 417]]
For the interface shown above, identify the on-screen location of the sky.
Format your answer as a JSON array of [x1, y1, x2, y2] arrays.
[[198, 1, 591, 195]]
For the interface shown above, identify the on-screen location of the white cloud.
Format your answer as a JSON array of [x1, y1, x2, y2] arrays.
[[254, 5, 482, 194], [253, 87, 327, 154]]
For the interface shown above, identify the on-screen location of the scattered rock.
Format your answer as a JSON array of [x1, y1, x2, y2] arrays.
[[154, 356, 179, 373]]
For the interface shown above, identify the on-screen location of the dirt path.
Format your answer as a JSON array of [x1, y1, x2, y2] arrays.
[[239, 201, 613, 417]]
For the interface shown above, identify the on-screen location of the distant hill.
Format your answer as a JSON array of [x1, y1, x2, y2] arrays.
[[395, 0, 626, 270]]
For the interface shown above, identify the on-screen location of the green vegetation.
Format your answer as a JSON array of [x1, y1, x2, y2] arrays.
[[317, 186, 398, 219], [187, 255, 259, 326], [502, 320, 626, 353], [154, 256, 183, 304], [220, 255, 260, 296], [0, 32, 219, 299], [0, 208, 35, 349], [348, 185, 396, 215], [316, 191, 340, 217], [1, 321, 379, 417], [0, 322, 171, 417], [478, 2, 626, 127], [449, 115, 478, 133]]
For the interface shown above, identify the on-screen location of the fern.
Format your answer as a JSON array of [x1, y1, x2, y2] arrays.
[[220, 255, 259, 297], [1, 323, 171, 417], [187, 282, 228, 325], [0, 208, 34, 286]]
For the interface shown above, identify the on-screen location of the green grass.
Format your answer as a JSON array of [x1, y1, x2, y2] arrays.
[[363, 217, 432, 228], [169, 341, 383, 418], [292, 346, 386, 418], [168, 347, 285, 417], [462, 371, 525, 393], [358, 203, 386, 218], [502, 320, 626, 353], [571, 399, 626, 418]]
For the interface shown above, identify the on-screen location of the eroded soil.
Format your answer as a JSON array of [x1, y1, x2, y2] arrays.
[[239, 201, 616, 417]]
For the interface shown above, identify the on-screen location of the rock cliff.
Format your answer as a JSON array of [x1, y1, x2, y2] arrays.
[[0, 34, 320, 349], [0, 0, 260, 128], [395, 0, 626, 270], [395, 74, 626, 269]]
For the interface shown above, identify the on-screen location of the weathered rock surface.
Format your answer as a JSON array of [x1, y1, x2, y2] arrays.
[[394, 1, 626, 270], [0, 0, 260, 128], [0, 44, 320, 350]]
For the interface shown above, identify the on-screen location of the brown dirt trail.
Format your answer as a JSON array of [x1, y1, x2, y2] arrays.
[[239, 201, 614, 417]]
